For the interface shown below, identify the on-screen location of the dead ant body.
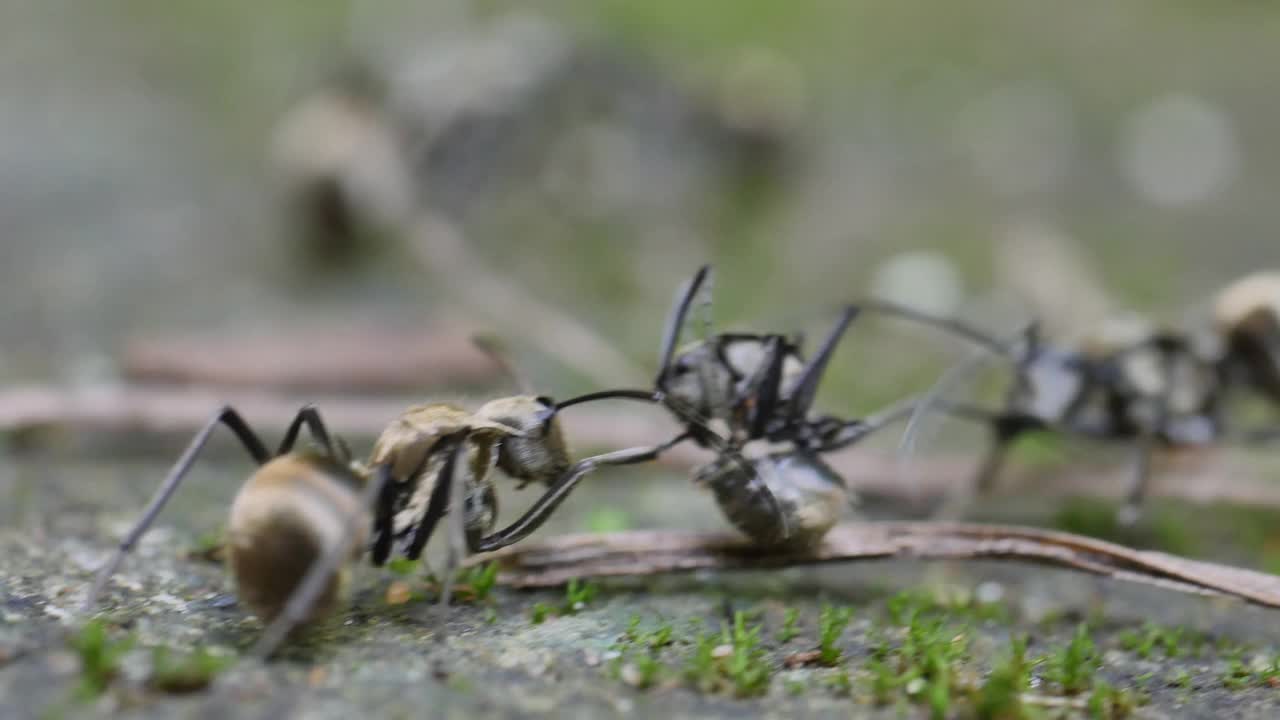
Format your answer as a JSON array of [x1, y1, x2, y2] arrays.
[[545, 266, 923, 549], [1214, 271, 1280, 417], [81, 378, 711, 657]]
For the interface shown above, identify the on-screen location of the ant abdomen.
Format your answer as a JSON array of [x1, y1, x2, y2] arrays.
[[226, 454, 370, 624], [696, 451, 849, 548]]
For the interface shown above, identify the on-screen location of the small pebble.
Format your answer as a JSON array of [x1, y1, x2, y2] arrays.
[[711, 644, 733, 659], [619, 663, 643, 687], [975, 581, 1005, 605]]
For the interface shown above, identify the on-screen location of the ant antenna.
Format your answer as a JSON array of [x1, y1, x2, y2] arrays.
[[656, 265, 711, 389], [471, 334, 534, 395], [853, 298, 1020, 359], [898, 320, 1039, 464]]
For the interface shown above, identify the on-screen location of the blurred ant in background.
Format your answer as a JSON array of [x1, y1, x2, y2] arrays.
[[900, 271, 1280, 523]]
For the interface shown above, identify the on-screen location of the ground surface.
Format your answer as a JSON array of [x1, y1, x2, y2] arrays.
[[6, 453, 1280, 719]]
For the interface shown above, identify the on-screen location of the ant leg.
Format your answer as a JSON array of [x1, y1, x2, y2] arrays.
[[275, 405, 336, 457], [402, 435, 466, 561], [1117, 433, 1155, 527], [786, 305, 859, 421], [974, 430, 1016, 496], [930, 428, 1015, 522], [438, 439, 469, 613], [474, 432, 693, 552], [1118, 399, 1168, 527], [740, 336, 787, 439], [250, 463, 391, 659], [81, 406, 272, 614], [812, 393, 921, 452], [368, 440, 440, 566], [655, 265, 711, 388]]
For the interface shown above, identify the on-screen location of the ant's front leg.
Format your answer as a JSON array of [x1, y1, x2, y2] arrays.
[[473, 432, 693, 553], [275, 404, 338, 457]]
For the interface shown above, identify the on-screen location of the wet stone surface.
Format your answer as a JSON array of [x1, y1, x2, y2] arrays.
[[4, 455, 1280, 718]]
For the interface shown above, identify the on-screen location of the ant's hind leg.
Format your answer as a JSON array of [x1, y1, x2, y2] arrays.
[[933, 430, 1013, 521], [1118, 395, 1169, 527], [81, 405, 273, 613], [786, 305, 859, 422], [1117, 432, 1156, 527], [250, 464, 391, 659], [275, 405, 337, 457]]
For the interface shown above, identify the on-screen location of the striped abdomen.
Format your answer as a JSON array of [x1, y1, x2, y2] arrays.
[[225, 454, 369, 624]]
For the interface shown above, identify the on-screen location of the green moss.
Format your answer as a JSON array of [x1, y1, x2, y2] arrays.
[[724, 611, 771, 697], [817, 605, 853, 666], [458, 562, 499, 602], [69, 620, 136, 700], [1118, 622, 1197, 660], [1087, 680, 1144, 719], [186, 528, 226, 562], [562, 578, 599, 614], [682, 628, 721, 693], [530, 602, 553, 625], [677, 610, 772, 697], [385, 557, 419, 577], [147, 646, 232, 694], [973, 635, 1031, 719], [1043, 624, 1100, 695], [777, 607, 800, 643]]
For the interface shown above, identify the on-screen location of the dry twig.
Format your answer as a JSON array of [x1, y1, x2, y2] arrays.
[[2, 383, 1280, 512], [122, 322, 502, 392], [468, 522, 1280, 608]]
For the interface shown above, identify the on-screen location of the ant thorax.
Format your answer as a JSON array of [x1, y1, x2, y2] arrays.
[[662, 336, 805, 427], [1011, 350, 1087, 423]]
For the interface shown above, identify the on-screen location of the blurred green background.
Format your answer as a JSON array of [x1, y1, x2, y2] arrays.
[[2, 0, 1278, 421]]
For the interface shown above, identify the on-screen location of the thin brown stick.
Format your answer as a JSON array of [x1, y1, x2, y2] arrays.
[[0, 383, 680, 453], [466, 522, 1280, 608], [2, 383, 1279, 512], [121, 322, 502, 392], [408, 213, 648, 387]]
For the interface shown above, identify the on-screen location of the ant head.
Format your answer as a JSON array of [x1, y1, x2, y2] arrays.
[[475, 395, 570, 484], [659, 342, 733, 422], [1216, 272, 1280, 336]]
